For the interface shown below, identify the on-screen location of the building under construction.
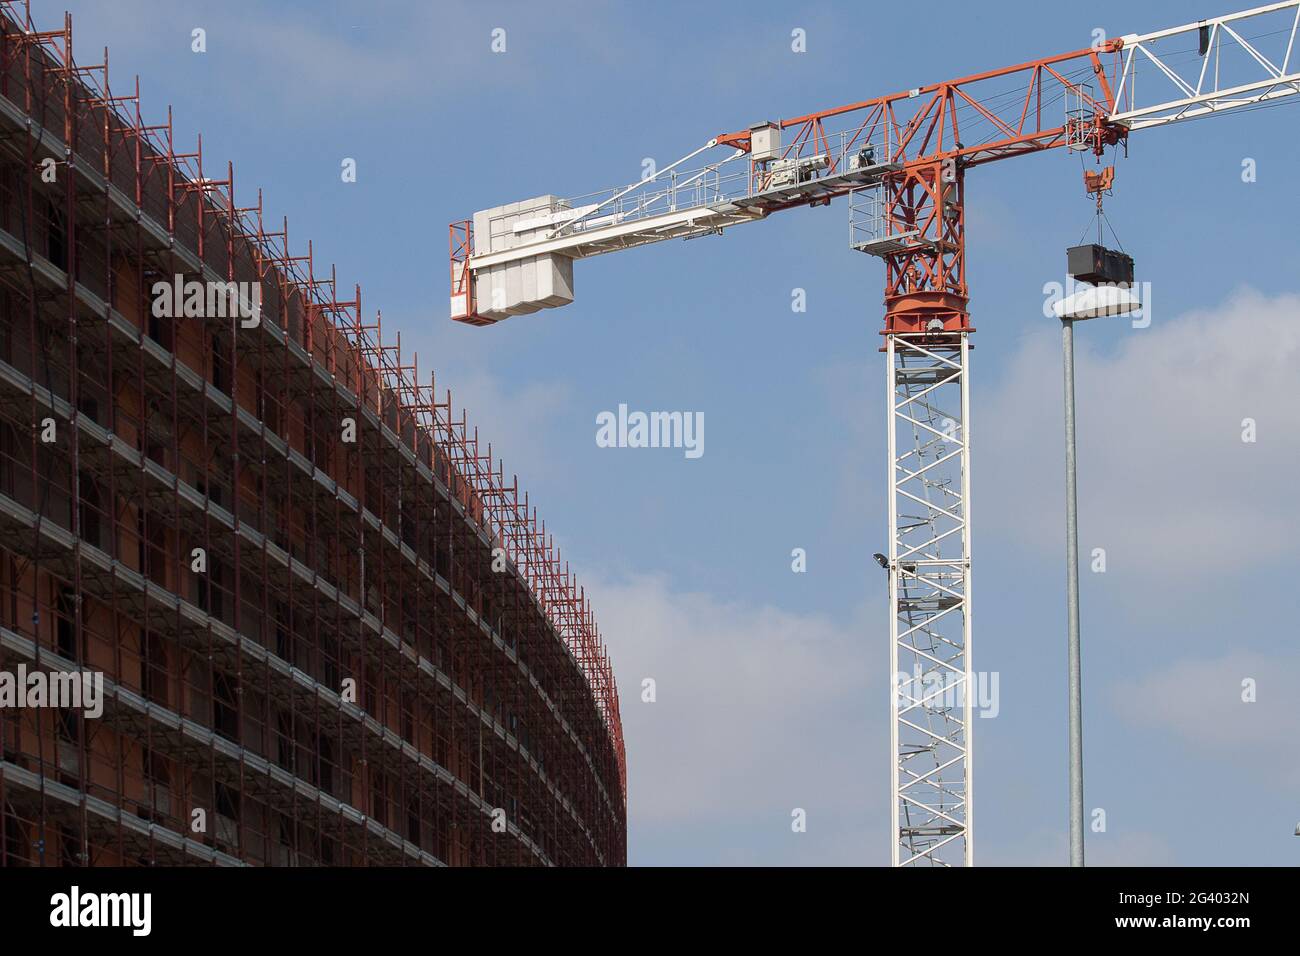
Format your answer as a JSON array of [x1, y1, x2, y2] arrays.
[[0, 4, 626, 867]]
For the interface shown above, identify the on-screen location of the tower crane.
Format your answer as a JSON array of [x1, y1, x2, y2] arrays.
[[447, 2, 1300, 866]]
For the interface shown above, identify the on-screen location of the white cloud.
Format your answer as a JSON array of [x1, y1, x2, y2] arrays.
[[983, 828, 1174, 866], [979, 288, 1300, 577], [437, 370, 573, 483], [589, 570, 887, 864], [61, 0, 636, 117], [1110, 650, 1300, 788]]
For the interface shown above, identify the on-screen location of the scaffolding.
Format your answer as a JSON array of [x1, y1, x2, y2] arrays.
[[0, 2, 625, 867]]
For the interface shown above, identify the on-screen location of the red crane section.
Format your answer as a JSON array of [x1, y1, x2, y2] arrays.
[[711, 42, 1126, 335]]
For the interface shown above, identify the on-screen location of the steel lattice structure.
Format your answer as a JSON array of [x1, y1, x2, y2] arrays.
[[887, 333, 972, 867]]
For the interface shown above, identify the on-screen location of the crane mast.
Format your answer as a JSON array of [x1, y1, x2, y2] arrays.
[[448, 1, 1300, 866]]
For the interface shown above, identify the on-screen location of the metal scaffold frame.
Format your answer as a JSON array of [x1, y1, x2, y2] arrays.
[[887, 332, 972, 868], [0, 0, 624, 868]]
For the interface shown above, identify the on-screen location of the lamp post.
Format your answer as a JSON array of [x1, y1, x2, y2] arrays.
[[1051, 283, 1140, 868]]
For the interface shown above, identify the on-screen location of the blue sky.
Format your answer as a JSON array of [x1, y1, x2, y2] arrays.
[[59, 0, 1300, 865]]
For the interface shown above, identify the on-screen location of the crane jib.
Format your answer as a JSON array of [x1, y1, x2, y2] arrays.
[[451, 0, 1299, 328]]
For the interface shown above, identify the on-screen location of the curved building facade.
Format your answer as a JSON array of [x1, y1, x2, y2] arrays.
[[0, 8, 625, 867]]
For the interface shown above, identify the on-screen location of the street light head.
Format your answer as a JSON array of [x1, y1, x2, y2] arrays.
[[1053, 283, 1142, 321]]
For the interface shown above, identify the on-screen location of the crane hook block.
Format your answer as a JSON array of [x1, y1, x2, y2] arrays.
[[1083, 166, 1115, 196]]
